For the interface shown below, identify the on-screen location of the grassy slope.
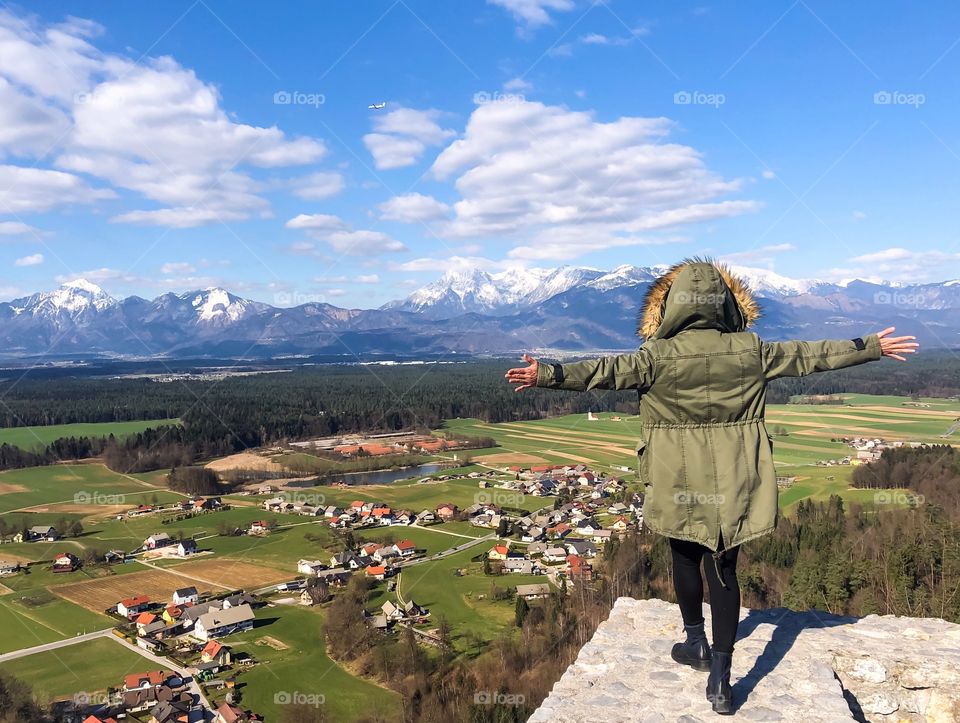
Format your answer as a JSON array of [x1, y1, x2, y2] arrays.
[[0, 419, 180, 450]]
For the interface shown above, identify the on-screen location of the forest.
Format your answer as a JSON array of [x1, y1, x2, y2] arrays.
[[0, 351, 957, 474]]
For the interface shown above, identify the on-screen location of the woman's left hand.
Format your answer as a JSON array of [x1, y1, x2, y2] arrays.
[[505, 353, 539, 392]]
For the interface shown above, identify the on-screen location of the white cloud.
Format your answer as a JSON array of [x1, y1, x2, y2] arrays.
[[356, 274, 380, 283], [852, 210, 867, 221], [393, 255, 503, 272], [430, 99, 758, 260], [488, 0, 574, 29], [0, 164, 114, 213], [850, 247, 914, 264], [504, 77, 532, 92], [286, 213, 406, 255], [0, 11, 332, 227], [327, 230, 406, 255], [285, 214, 347, 232], [160, 261, 196, 274], [823, 248, 960, 283], [363, 106, 454, 170], [761, 169, 776, 180], [0, 221, 39, 236], [292, 171, 344, 200], [14, 252, 43, 266], [378, 193, 450, 222]]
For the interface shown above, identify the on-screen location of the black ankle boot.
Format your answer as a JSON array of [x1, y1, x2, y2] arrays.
[[706, 650, 733, 714], [671, 621, 712, 672]]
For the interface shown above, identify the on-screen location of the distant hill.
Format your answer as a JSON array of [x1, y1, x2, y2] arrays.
[[2, 266, 958, 358]]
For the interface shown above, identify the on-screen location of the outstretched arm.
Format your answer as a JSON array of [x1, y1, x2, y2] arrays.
[[761, 327, 918, 381], [505, 350, 655, 393]]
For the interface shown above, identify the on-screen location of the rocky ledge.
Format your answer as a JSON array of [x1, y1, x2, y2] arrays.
[[529, 597, 960, 723]]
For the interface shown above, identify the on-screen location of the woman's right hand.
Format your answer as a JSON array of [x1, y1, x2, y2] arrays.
[[504, 353, 539, 392]]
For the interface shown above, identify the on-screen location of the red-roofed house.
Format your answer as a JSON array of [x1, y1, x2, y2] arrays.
[[117, 594, 151, 617], [201, 640, 232, 665], [83, 717, 118, 723], [394, 539, 417, 557], [124, 670, 168, 691], [366, 565, 387, 580], [436, 503, 458, 520], [487, 544, 510, 561], [52, 552, 80, 572]]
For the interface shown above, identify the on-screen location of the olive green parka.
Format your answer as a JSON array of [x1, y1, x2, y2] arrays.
[[535, 260, 882, 552]]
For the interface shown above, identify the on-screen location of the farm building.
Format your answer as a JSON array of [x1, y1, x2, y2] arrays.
[[193, 603, 255, 640]]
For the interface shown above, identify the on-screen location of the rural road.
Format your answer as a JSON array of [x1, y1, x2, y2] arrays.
[[0, 627, 214, 714], [0, 628, 112, 663]]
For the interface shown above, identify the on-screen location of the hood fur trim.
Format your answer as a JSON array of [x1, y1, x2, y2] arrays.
[[637, 257, 760, 339]]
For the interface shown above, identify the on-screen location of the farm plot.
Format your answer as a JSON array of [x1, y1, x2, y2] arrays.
[[166, 558, 289, 590], [50, 567, 226, 612]]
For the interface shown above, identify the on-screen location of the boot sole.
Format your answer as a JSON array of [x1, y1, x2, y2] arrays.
[[706, 692, 733, 715], [671, 649, 712, 672]]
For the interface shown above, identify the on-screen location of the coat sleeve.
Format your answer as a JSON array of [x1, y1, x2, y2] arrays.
[[535, 348, 655, 392], [761, 334, 882, 381]]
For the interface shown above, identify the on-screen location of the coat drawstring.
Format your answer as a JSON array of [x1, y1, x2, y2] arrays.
[[712, 548, 729, 590]]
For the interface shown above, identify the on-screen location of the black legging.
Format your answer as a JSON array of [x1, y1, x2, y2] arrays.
[[669, 533, 741, 654]]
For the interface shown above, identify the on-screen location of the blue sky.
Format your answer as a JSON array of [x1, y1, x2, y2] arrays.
[[1, 0, 959, 307]]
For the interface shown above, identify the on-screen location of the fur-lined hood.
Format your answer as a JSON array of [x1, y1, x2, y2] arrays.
[[637, 258, 760, 340]]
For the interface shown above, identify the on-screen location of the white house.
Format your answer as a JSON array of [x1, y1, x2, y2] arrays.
[[172, 587, 199, 605], [193, 603, 255, 641], [298, 559, 326, 575], [144, 533, 172, 550], [177, 539, 198, 557]]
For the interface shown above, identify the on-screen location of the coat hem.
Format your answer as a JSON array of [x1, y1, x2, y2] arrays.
[[646, 522, 776, 552]]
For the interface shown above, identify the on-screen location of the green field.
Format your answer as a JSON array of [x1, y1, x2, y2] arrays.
[[0, 593, 113, 654], [227, 604, 401, 721], [0, 462, 175, 514], [0, 637, 148, 703], [0, 418, 180, 450]]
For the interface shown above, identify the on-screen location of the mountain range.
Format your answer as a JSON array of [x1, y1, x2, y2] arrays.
[[2, 266, 958, 359]]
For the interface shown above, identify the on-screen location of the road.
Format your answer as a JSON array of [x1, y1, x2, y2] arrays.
[[0, 628, 214, 716]]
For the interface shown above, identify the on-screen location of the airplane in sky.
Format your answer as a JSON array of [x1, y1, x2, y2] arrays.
[[368, 102, 386, 110]]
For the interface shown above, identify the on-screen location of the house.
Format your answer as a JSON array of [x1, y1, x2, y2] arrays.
[[503, 558, 535, 575], [0, 561, 19, 576], [172, 586, 199, 605], [436, 503, 458, 520], [366, 565, 388, 580], [566, 539, 597, 558], [200, 640, 232, 665], [516, 583, 552, 600], [28, 525, 59, 541], [591, 529, 614, 544], [317, 567, 353, 586], [128, 504, 154, 517], [300, 584, 330, 606], [176, 539, 198, 557], [543, 547, 568, 563], [162, 604, 187, 624], [487, 544, 510, 561], [394, 539, 417, 557], [104, 549, 126, 563], [527, 541, 548, 556], [298, 559, 327, 575], [359, 542, 383, 557], [214, 702, 249, 723], [403, 599, 427, 619], [223, 592, 258, 609], [148, 698, 191, 723], [83, 717, 118, 723], [144, 533, 173, 550], [331, 551, 361, 568], [124, 670, 170, 691], [567, 554, 593, 581], [416, 509, 437, 524], [135, 612, 158, 631], [382, 600, 406, 621], [117, 595, 151, 617], [193, 603, 255, 640], [249, 520, 271, 534], [52, 552, 79, 572], [372, 547, 399, 563]]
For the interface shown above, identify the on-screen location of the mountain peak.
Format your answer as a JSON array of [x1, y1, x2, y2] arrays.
[[61, 278, 106, 295]]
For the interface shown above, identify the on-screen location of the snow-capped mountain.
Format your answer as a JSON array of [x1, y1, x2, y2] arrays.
[[9, 279, 118, 322], [0, 269, 959, 358]]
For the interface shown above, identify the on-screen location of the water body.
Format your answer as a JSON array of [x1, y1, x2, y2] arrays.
[[287, 462, 446, 487]]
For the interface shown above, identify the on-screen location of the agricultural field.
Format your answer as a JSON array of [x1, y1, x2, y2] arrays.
[[0, 636, 149, 704], [0, 418, 180, 450], [227, 604, 402, 721], [50, 566, 229, 612], [0, 593, 113, 654], [0, 462, 175, 514]]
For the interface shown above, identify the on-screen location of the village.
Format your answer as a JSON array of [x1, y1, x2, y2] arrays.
[[0, 458, 642, 721]]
